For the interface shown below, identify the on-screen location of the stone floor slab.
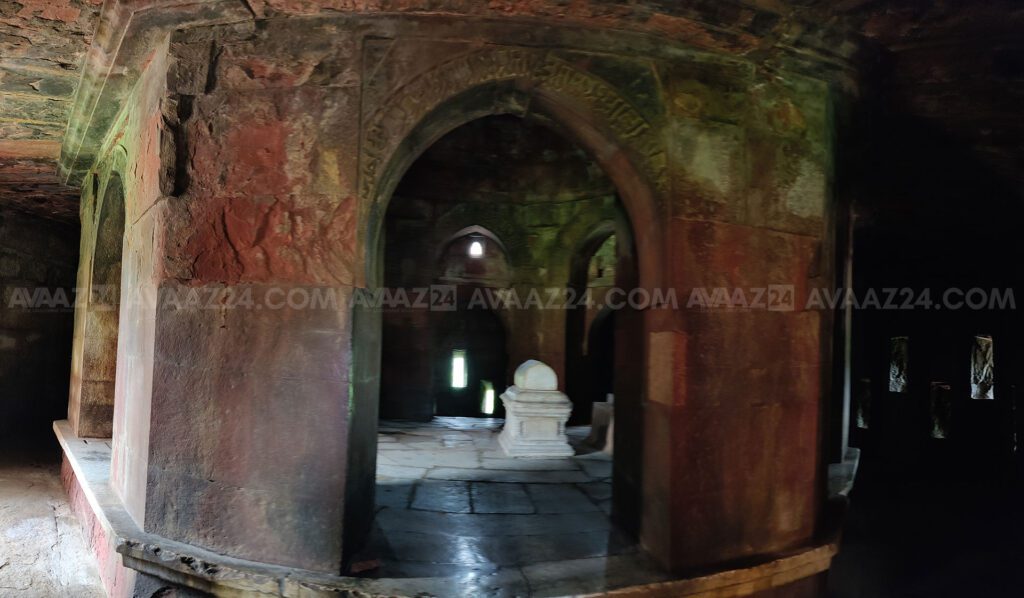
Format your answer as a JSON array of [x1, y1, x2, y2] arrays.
[[427, 467, 591, 484], [377, 464, 428, 479], [377, 481, 414, 509], [386, 448, 480, 469], [410, 480, 472, 513], [375, 507, 612, 537], [471, 482, 534, 514], [578, 480, 613, 502], [380, 530, 491, 565], [527, 483, 601, 514], [366, 417, 663, 596], [475, 530, 636, 566], [577, 457, 613, 479], [0, 441, 105, 597]]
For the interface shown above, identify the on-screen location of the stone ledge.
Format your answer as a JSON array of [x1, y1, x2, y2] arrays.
[[56, 419, 840, 597], [55, 419, 392, 597], [603, 543, 836, 597]]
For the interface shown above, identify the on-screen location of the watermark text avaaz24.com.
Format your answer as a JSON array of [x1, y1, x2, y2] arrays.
[[686, 286, 1015, 311], [6, 285, 1016, 312]]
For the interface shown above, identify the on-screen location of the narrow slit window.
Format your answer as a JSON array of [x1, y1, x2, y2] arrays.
[[468, 240, 484, 258], [481, 380, 495, 415], [451, 350, 468, 389], [971, 335, 995, 400], [889, 336, 909, 393]]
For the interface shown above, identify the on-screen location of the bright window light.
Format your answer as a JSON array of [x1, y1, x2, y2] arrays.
[[888, 336, 909, 393], [468, 240, 484, 258], [481, 381, 495, 415], [971, 335, 994, 400], [451, 350, 467, 389]]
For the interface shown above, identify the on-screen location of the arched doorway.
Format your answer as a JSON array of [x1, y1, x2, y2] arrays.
[[565, 225, 632, 425], [432, 301, 508, 418], [378, 211, 513, 420], [358, 111, 654, 578], [69, 175, 126, 438]]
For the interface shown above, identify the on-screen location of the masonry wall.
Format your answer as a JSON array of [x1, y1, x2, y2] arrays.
[[645, 61, 834, 565], [139, 21, 363, 571], [64, 10, 836, 583], [0, 209, 77, 440]]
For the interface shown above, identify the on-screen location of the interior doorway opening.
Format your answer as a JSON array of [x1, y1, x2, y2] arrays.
[[565, 227, 625, 426], [363, 114, 654, 591]]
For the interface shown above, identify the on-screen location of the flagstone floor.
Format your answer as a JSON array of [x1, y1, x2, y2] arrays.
[[0, 438, 104, 597], [356, 417, 668, 596]]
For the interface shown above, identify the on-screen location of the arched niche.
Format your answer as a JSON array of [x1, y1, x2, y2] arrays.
[[69, 173, 126, 438], [363, 77, 664, 291], [436, 226, 512, 287]]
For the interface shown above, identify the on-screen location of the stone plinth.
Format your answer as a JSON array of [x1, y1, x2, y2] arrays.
[[499, 360, 573, 458]]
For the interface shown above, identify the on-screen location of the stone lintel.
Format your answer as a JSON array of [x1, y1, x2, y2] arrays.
[[60, 0, 253, 185]]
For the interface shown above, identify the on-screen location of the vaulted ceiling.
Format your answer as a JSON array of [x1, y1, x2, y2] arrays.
[[0, 0, 100, 221], [0, 0, 1020, 224]]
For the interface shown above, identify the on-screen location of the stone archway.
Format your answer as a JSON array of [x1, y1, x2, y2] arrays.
[[564, 221, 622, 423], [67, 173, 126, 439], [348, 49, 667, 557], [360, 48, 666, 290]]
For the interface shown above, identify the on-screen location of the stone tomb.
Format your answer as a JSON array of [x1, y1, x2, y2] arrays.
[[499, 360, 574, 457]]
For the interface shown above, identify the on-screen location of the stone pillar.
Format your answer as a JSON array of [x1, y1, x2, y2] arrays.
[[639, 69, 832, 573], [104, 28, 366, 573], [68, 179, 125, 439], [498, 360, 573, 457]]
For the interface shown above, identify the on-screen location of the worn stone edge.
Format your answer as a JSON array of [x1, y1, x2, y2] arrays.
[[55, 419, 385, 597], [594, 542, 838, 597], [56, 419, 843, 597]]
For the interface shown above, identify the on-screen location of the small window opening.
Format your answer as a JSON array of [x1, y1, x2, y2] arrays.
[[971, 335, 995, 400], [468, 240, 484, 258], [451, 350, 468, 389], [889, 336, 909, 393], [481, 380, 495, 415]]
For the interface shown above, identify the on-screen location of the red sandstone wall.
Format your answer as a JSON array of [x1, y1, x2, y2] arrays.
[[66, 10, 834, 577], [643, 67, 832, 567], [135, 24, 362, 571]]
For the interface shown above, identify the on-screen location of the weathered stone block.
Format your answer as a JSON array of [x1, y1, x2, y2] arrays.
[[145, 282, 352, 571], [669, 121, 747, 221], [499, 360, 574, 458], [164, 193, 357, 286], [671, 217, 821, 303]]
